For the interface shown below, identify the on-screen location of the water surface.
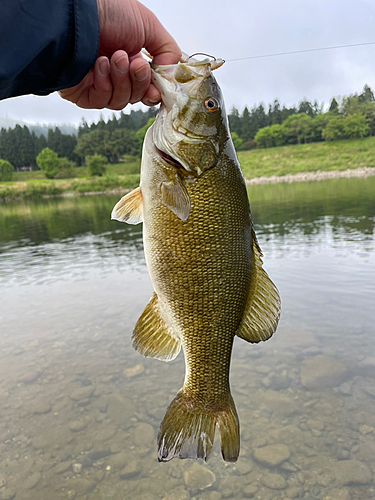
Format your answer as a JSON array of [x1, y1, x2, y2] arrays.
[[0, 177, 374, 500]]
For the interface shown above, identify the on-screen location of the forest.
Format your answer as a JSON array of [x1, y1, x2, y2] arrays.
[[0, 84, 374, 175]]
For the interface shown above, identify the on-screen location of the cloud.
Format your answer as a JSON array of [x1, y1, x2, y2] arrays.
[[1, 0, 375, 125]]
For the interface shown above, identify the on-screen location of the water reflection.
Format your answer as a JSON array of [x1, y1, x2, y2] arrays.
[[0, 177, 375, 500]]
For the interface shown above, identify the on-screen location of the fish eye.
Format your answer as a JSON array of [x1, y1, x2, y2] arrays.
[[204, 97, 219, 112]]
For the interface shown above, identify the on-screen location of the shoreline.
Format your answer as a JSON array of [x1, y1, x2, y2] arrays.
[[1, 166, 375, 202], [245, 167, 375, 185]]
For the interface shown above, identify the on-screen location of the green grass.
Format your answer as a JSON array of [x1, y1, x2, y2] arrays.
[[2, 138, 375, 201], [0, 158, 141, 201], [237, 136, 375, 179]]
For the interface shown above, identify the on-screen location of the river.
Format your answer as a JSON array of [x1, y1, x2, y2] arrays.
[[0, 176, 374, 500]]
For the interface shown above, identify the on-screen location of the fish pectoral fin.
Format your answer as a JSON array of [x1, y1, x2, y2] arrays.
[[237, 228, 281, 343], [132, 292, 181, 362], [161, 175, 190, 222], [111, 186, 143, 224]]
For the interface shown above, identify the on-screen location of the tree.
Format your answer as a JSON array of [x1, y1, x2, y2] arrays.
[[344, 114, 369, 138], [358, 84, 374, 103], [86, 154, 108, 176], [329, 97, 339, 114], [230, 132, 243, 151], [36, 147, 59, 178], [241, 107, 253, 141], [298, 98, 315, 117], [254, 124, 285, 148], [0, 159, 14, 181], [322, 117, 346, 141], [254, 127, 273, 148], [310, 114, 330, 142], [135, 118, 155, 146], [282, 114, 313, 144], [228, 107, 242, 136], [54, 157, 76, 178]]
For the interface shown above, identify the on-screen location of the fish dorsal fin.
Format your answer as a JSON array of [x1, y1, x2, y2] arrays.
[[161, 174, 190, 222], [237, 229, 281, 343], [111, 187, 143, 224], [132, 292, 181, 361]]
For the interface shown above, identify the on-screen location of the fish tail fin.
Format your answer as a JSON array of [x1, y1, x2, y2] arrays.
[[157, 390, 239, 463]]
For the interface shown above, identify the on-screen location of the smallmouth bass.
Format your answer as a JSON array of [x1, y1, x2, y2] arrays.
[[112, 54, 280, 462]]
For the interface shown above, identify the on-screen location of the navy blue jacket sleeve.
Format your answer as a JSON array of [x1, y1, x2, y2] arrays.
[[0, 0, 99, 100]]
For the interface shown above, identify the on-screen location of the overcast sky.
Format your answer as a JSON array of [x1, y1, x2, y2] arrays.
[[1, 0, 375, 127]]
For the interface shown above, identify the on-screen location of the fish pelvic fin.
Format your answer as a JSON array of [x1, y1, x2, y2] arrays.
[[132, 292, 181, 362], [237, 227, 281, 343], [111, 186, 143, 224], [157, 390, 239, 463]]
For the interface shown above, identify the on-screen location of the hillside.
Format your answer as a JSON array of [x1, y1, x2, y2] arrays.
[[237, 136, 375, 179]]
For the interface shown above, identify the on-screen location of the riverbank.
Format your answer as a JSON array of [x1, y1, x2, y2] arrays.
[[1, 136, 375, 201], [246, 166, 375, 185]]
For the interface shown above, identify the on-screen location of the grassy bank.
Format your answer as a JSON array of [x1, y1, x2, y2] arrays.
[[237, 136, 375, 178], [0, 159, 141, 201], [1, 136, 375, 201]]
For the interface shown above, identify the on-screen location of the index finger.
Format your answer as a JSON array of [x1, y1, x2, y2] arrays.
[[138, 4, 181, 65]]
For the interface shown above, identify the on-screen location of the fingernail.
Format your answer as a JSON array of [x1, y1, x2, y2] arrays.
[[147, 96, 160, 104], [135, 66, 149, 82], [99, 58, 110, 76], [115, 56, 128, 74]]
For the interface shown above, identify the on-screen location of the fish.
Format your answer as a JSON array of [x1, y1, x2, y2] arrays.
[[111, 53, 281, 463]]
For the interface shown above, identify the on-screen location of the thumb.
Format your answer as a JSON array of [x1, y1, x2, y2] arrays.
[[139, 4, 181, 65]]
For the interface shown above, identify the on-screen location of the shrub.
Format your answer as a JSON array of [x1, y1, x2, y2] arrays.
[[86, 154, 108, 176], [36, 148, 59, 178], [0, 159, 14, 181], [54, 157, 76, 179]]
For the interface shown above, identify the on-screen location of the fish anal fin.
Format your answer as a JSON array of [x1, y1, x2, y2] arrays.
[[132, 292, 181, 362], [237, 228, 281, 343], [111, 186, 143, 224], [157, 390, 239, 463], [161, 174, 190, 222]]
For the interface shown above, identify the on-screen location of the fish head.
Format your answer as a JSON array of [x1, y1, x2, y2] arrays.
[[151, 56, 228, 178]]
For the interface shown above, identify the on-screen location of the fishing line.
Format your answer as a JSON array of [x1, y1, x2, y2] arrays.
[[225, 41, 375, 62]]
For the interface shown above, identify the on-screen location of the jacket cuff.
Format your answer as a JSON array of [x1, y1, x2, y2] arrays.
[[56, 0, 100, 91]]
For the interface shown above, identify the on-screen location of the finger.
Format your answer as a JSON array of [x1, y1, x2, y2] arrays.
[[58, 71, 94, 106], [142, 84, 161, 107], [107, 51, 132, 110], [128, 57, 152, 104], [138, 4, 181, 65], [86, 57, 113, 109]]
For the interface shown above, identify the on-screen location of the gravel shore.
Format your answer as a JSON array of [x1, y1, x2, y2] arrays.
[[246, 167, 375, 185]]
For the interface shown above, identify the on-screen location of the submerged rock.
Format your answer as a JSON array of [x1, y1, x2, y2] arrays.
[[262, 473, 287, 489], [333, 460, 373, 485], [133, 423, 154, 449], [323, 488, 351, 500], [300, 356, 348, 388], [122, 364, 144, 378], [0, 487, 16, 500], [69, 420, 87, 432], [184, 463, 216, 490], [253, 444, 290, 467], [23, 472, 41, 490], [26, 399, 51, 414], [70, 386, 95, 401], [162, 487, 190, 500], [19, 371, 42, 384], [120, 461, 141, 479]]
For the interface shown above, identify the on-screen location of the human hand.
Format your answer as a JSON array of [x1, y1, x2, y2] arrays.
[[59, 0, 181, 110]]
